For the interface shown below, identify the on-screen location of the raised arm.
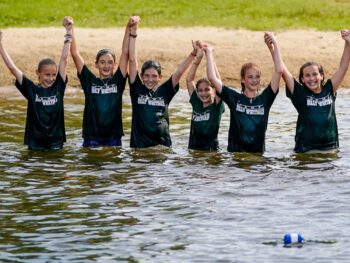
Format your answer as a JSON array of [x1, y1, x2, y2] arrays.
[[277, 35, 294, 94], [59, 17, 73, 81], [186, 41, 203, 97], [171, 43, 197, 87], [264, 32, 283, 94], [68, 16, 84, 74], [128, 16, 140, 84], [0, 30, 23, 85], [205, 46, 223, 94], [119, 16, 138, 77], [330, 29, 350, 92]]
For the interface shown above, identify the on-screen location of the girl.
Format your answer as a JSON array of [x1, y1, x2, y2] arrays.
[[128, 17, 198, 148], [0, 19, 72, 151], [283, 30, 350, 153], [186, 41, 224, 151], [69, 16, 137, 147], [205, 32, 283, 153]]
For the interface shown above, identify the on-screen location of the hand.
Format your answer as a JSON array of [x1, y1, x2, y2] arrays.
[[264, 32, 276, 50], [63, 16, 73, 30], [191, 40, 199, 53], [203, 45, 214, 53], [341, 29, 350, 43], [128, 16, 141, 28]]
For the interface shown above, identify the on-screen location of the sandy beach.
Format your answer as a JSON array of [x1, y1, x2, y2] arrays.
[[1, 27, 350, 88]]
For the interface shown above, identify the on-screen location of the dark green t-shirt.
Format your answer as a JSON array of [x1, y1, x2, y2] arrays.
[[286, 79, 338, 152], [129, 73, 179, 148], [15, 74, 66, 149], [220, 85, 277, 152], [78, 65, 127, 140], [188, 91, 225, 150]]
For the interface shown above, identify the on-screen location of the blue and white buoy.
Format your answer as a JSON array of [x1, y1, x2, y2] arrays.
[[283, 233, 305, 245]]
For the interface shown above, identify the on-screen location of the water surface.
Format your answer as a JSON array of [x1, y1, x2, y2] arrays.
[[1, 87, 350, 262]]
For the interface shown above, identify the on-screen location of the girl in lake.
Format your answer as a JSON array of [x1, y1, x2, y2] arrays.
[[186, 41, 224, 151], [128, 17, 198, 148], [283, 30, 350, 153], [205, 32, 283, 153], [69, 16, 137, 147], [0, 18, 72, 150]]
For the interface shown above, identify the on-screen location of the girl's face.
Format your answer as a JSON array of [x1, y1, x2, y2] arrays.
[[95, 53, 115, 78], [197, 82, 215, 106], [142, 68, 162, 90], [37, 64, 57, 88], [241, 67, 261, 92], [301, 65, 323, 93]]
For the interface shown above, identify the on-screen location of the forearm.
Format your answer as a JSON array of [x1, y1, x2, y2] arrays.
[[119, 23, 130, 76], [59, 37, 72, 80], [172, 51, 196, 86], [70, 28, 84, 72], [0, 42, 23, 83], [339, 41, 350, 70], [186, 56, 202, 82], [205, 50, 222, 93], [128, 31, 138, 83]]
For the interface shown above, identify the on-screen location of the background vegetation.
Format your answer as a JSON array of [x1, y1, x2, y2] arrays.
[[1, 0, 350, 30]]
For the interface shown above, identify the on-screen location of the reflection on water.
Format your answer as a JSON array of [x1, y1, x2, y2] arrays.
[[1, 88, 350, 262]]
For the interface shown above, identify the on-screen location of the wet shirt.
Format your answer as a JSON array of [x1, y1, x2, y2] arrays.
[[78, 65, 126, 140], [188, 91, 225, 151], [129, 73, 179, 148], [220, 85, 277, 152], [286, 79, 338, 152], [15, 74, 66, 149]]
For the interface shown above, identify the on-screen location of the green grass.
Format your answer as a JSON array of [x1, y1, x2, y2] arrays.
[[1, 0, 350, 30]]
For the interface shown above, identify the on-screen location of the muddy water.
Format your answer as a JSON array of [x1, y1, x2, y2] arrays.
[[1, 87, 350, 262]]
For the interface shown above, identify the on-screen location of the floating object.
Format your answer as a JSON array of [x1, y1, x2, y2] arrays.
[[283, 233, 305, 245]]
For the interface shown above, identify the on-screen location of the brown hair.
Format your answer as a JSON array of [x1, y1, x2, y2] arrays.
[[240, 62, 261, 92], [299, 61, 325, 86], [37, 58, 56, 72], [95, 49, 116, 63], [196, 78, 213, 90], [141, 60, 162, 76]]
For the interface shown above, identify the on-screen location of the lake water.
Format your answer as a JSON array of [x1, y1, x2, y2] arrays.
[[1, 87, 350, 262]]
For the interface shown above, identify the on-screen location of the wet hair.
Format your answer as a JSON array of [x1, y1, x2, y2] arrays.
[[240, 62, 261, 92], [141, 60, 162, 76], [95, 49, 116, 63], [299, 61, 325, 86], [37, 58, 56, 72], [196, 78, 213, 90]]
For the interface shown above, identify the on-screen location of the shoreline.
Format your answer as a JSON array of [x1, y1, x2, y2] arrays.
[[1, 27, 350, 87]]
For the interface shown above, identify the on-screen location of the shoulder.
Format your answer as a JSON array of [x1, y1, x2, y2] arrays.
[[78, 64, 95, 78], [323, 79, 333, 91], [130, 72, 143, 87], [114, 66, 127, 80], [16, 75, 35, 88], [286, 78, 304, 98], [261, 84, 278, 97], [220, 84, 239, 98], [190, 90, 200, 104]]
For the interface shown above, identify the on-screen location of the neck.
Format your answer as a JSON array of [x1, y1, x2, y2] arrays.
[[243, 89, 257, 98], [203, 101, 214, 107]]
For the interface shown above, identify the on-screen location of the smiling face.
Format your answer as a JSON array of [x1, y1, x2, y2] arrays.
[[37, 64, 57, 88], [141, 68, 162, 90], [95, 53, 115, 79], [300, 65, 324, 93], [196, 80, 215, 106], [241, 66, 261, 93]]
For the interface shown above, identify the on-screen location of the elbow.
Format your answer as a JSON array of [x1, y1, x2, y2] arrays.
[[275, 68, 283, 75], [186, 75, 193, 83], [129, 57, 137, 65], [207, 75, 216, 84]]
